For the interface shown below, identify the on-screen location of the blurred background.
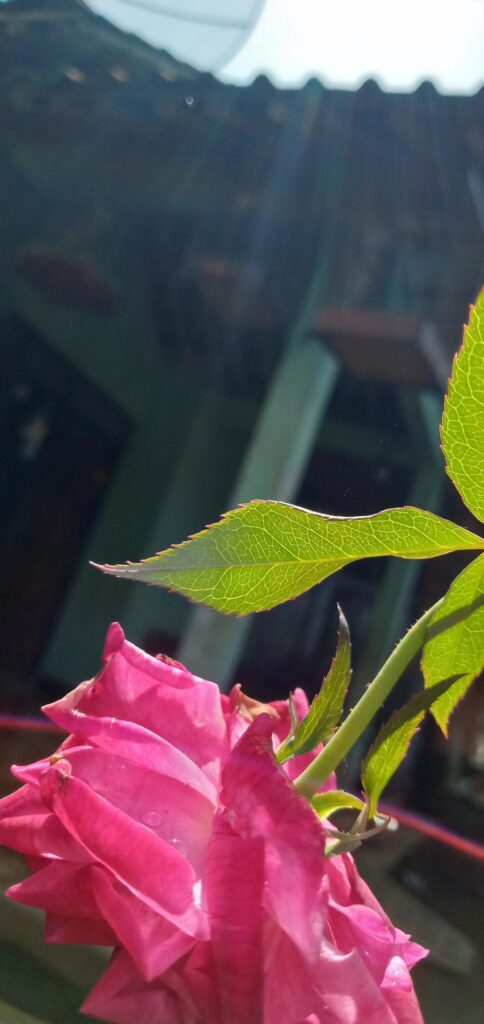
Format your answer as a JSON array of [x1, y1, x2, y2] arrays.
[[0, 1, 483, 1021]]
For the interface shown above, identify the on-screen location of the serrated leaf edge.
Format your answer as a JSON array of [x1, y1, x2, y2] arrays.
[[362, 674, 463, 816], [276, 605, 351, 763], [440, 290, 484, 523]]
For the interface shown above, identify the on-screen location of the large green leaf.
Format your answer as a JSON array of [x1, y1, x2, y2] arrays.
[[97, 502, 484, 615], [362, 674, 463, 817], [277, 606, 351, 763], [441, 289, 484, 523], [422, 554, 484, 734]]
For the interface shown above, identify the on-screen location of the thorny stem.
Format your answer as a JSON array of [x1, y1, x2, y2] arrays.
[[293, 597, 444, 800]]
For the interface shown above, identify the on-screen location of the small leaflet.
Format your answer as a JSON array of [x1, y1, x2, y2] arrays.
[[362, 674, 463, 817], [276, 606, 351, 764], [311, 789, 365, 820], [422, 554, 484, 734]]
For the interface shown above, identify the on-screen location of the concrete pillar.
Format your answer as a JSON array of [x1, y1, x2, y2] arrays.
[[344, 390, 445, 778], [177, 339, 339, 685], [120, 393, 250, 645]]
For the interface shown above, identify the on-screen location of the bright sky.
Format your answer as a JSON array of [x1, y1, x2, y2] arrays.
[[224, 0, 484, 93], [90, 0, 484, 94]]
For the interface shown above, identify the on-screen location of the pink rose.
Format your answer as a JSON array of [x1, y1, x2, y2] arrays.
[[0, 624, 426, 1023]]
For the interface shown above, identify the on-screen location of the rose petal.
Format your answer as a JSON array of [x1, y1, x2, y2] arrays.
[[91, 867, 196, 981], [45, 912, 116, 946], [282, 749, 336, 793], [221, 715, 325, 960], [40, 761, 205, 937], [326, 857, 427, 977], [0, 784, 86, 862], [269, 689, 337, 791], [0, 783, 45, 817], [81, 949, 185, 1024], [57, 746, 213, 876], [0, 624, 426, 1024], [46, 623, 226, 775], [8, 861, 101, 919], [264, 924, 398, 1024], [42, 705, 217, 804], [163, 943, 219, 1023], [393, 934, 427, 972], [328, 902, 401, 984], [206, 812, 264, 1023], [381, 957, 425, 1024]]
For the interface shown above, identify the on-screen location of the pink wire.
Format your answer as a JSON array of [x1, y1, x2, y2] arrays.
[[0, 714, 62, 734], [378, 802, 484, 863]]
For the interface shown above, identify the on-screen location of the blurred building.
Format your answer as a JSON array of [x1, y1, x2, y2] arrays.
[[1, 0, 483, 710]]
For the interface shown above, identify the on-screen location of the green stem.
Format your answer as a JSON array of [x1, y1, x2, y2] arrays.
[[293, 596, 444, 799]]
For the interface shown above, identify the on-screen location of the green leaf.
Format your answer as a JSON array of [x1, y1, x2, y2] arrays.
[[422, 554, 484, 734], [97, 502, 484, 615], [362, 674, 464, 817], [324, 833, 364, 857], [311, 789, 364, 820], [441, 289, 484, 523], [276, 606, 351, 763], [324, 815, 391, 857]]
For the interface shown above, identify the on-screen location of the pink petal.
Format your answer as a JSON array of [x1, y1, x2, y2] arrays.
[[81, 949, 185, 1024], [393, 934, 427, 971], [206, 812, 264, 1024], [270, 689, 336, 791], [224, 707, 248, 750], [91, 867, 196, 981], [103, 621, 128, 662], [315, 948, 399, 1024], [270, 687, 310, 738], [12, 758, 58, 788], [57, 745, 213, 876], [0, 783, 45, 817], [8, 861, 102, 920], [163, 943, 219, 1023], [263, 926, 316, 1024], [328, 901, 400, 984], [326, 856, 427, 976], [47, 623, 226, 774], [40, 761, 205, 937], [324, 853, 354, 906], [381, 957, 425, 1024], [42, 705, 217, 805], [265, 923, 399, 1024], [221, 715, 325, 960], [282, 750, 337, 793], [0, 784, 86, 862], [45, 912, 116, 945]]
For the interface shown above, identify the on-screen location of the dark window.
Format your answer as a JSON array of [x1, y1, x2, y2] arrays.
[[0, 316, 131, 703]]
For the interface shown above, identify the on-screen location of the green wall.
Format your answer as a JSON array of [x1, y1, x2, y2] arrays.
[[1, 212, 248, 683]]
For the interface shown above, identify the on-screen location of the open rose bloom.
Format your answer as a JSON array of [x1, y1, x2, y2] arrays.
[[0, 624, 426, 1023]]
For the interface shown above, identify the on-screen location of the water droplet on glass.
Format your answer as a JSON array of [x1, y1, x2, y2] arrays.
[[185, 95, 194, 107]]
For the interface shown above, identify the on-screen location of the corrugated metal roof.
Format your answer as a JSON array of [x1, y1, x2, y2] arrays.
[[1, 0, 483, 387]]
